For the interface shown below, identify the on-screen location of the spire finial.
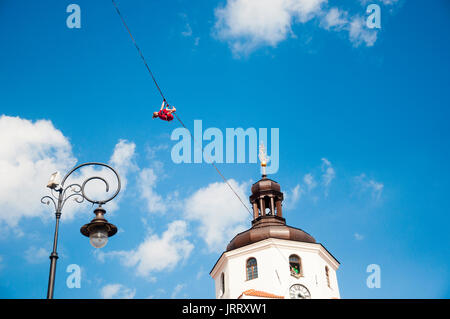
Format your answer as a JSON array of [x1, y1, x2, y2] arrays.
[[259, 142, 269, 178]]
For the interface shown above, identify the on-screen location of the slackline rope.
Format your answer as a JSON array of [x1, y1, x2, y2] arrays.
[[111, 0, 252, 216]]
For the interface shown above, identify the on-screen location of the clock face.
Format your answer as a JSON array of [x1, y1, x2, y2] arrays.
[[289, 284, 311, 299]]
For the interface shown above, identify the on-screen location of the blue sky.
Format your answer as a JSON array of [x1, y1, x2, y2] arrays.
[[0, 0, 449, 299]]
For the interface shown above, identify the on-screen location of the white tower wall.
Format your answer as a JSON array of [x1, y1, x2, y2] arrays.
[[211, 238, 340, 299]]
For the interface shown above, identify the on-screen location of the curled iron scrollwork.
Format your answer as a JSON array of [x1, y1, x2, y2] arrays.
[[41, 162, 121, 214]]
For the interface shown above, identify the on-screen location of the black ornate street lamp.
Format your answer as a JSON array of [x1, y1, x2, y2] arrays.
[[41, 162, 121, 299]]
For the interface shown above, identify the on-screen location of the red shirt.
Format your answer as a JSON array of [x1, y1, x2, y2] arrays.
[[158, 109, 174, 122]]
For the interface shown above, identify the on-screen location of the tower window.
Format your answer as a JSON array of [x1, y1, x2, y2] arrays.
[[246, 258, 258, 280], [289, 254, 302, 278], [325, 266, 331, 288], [220, 272, 225, 296]]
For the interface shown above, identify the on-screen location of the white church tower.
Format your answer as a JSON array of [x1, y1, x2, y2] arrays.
[[210, 146, 341, 299]]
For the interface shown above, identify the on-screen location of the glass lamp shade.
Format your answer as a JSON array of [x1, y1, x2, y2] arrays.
[[81, 206, 117, 248], [89, 227, 109, 248]]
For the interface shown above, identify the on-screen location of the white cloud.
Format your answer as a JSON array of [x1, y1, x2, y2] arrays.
[[100, 284, 136, 299], [303, 173, 317, 191], [0, 116, 76, 227], [360, 0, 398, 5], [107, 139, 136, 210], [102, 220, 194, 278], [184, 179, 250, 252], [321, 158, 335, 196], [214, 0, 326, 55], [354, 173, 384, 200], [196, 267, 205, 280], [354, 232, 364, 240], [284, 158, 336, 208], [24, 246, 48, 264], [138, 168, 167, 213], [0, 115, 136, 229], [213, 0, 383, 55], [283, 184, 303, 210], [180, 13, 200, 46], [348, 15, 377, 47], [171, 283, 185, 299], [380, 0, 398, 4], [320, 7, 348, 30], [109, 139, 137, 186], [137, 166, 182, 214], [182, 23, 193, 37], [145, 144, 169, 160]]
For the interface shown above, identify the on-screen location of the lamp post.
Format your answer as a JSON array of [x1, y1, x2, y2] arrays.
[[41, 162, 121, 299]]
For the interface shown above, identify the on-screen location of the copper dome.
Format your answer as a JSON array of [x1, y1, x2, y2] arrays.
[[251, 178, 281, 194], [226, 215, 316, 251]]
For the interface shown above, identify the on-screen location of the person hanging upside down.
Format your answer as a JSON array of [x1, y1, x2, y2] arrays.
[[152, 100, 176, 122]]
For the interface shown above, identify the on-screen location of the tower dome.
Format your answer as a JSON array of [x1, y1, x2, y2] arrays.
[[226, 176, 316, 251]]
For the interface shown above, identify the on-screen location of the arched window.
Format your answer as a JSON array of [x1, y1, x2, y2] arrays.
[[220, 272, 225, 295], [246, 258, 258, 280], [289, 254, 302, 277], [325, 266, 331, 288]]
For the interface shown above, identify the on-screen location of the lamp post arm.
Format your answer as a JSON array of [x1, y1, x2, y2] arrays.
[[60, 162, 121, 205]]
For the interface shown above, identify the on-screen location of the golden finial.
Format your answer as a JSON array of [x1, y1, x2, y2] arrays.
[[259, 142, 269, 178]]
